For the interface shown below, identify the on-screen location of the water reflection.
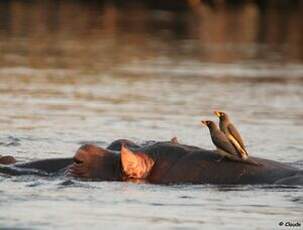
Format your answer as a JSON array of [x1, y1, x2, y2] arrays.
[[0, 1, 302, 72]]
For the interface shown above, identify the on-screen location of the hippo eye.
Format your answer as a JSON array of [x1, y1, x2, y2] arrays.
[[73, 157, 83, 164]]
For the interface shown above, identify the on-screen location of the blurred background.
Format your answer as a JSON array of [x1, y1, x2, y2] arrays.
[[0, 0, 302, 70]]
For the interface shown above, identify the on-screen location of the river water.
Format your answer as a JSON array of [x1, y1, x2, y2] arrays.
[[0, 1, 302, 229]]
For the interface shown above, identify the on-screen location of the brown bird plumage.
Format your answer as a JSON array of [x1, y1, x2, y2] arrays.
[[214, 111, 249, 160], [201, 120, 242, 160]]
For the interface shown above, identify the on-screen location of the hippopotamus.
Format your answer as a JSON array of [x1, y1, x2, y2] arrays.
[[1, 139, 302, 185]]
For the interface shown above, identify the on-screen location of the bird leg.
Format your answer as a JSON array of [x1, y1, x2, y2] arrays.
[[244, 158, 263, 166], [215, 149, 261, 166], [216, 156, 225, 162]]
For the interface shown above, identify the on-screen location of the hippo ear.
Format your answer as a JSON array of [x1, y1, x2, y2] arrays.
[[121, 145, 155, 179]]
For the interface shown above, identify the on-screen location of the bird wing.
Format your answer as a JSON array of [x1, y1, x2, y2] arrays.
[[227, 123, 246, 150], [212, 131, 238, 156], [227, 134, 248, 159]]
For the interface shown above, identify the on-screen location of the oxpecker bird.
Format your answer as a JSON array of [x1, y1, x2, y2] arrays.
[[201, 120, 260, 166], [201, 120, 242, 161], [214, 111, 249, 160]]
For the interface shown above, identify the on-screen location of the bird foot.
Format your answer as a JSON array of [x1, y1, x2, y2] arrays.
[[216, 156, 225, 162], [224, 155, 262, 167], [244, 158, 263, 166]]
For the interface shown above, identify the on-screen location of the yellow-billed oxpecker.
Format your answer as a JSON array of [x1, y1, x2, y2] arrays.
[[201, 120, 260, 166], [214, 111, 249, 160], [201, 120, 243, 161]]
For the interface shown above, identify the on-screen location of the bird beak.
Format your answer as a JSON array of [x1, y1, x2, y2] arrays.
[[201, 120, 207, 126], [214, 111, 221, 117]]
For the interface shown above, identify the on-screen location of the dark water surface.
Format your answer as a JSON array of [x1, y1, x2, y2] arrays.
[[0, 2, 302, 229]]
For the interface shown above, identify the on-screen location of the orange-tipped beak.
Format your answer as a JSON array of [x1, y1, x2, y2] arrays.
[[201, 120, 207, 126], [214, 111, 221, 117]]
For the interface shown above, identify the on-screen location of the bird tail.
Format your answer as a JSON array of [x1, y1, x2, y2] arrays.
[[238, 149, 249, 160]]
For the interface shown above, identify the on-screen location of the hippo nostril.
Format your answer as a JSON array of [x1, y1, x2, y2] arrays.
[[73, 157, 83, 164]]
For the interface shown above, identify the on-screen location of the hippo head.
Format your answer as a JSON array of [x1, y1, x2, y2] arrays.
[[68, 144, 155, 181], [68, 144, 122, 181]]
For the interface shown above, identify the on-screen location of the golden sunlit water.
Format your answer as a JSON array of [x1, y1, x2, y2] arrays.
[[0, 1, 302, 229]]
